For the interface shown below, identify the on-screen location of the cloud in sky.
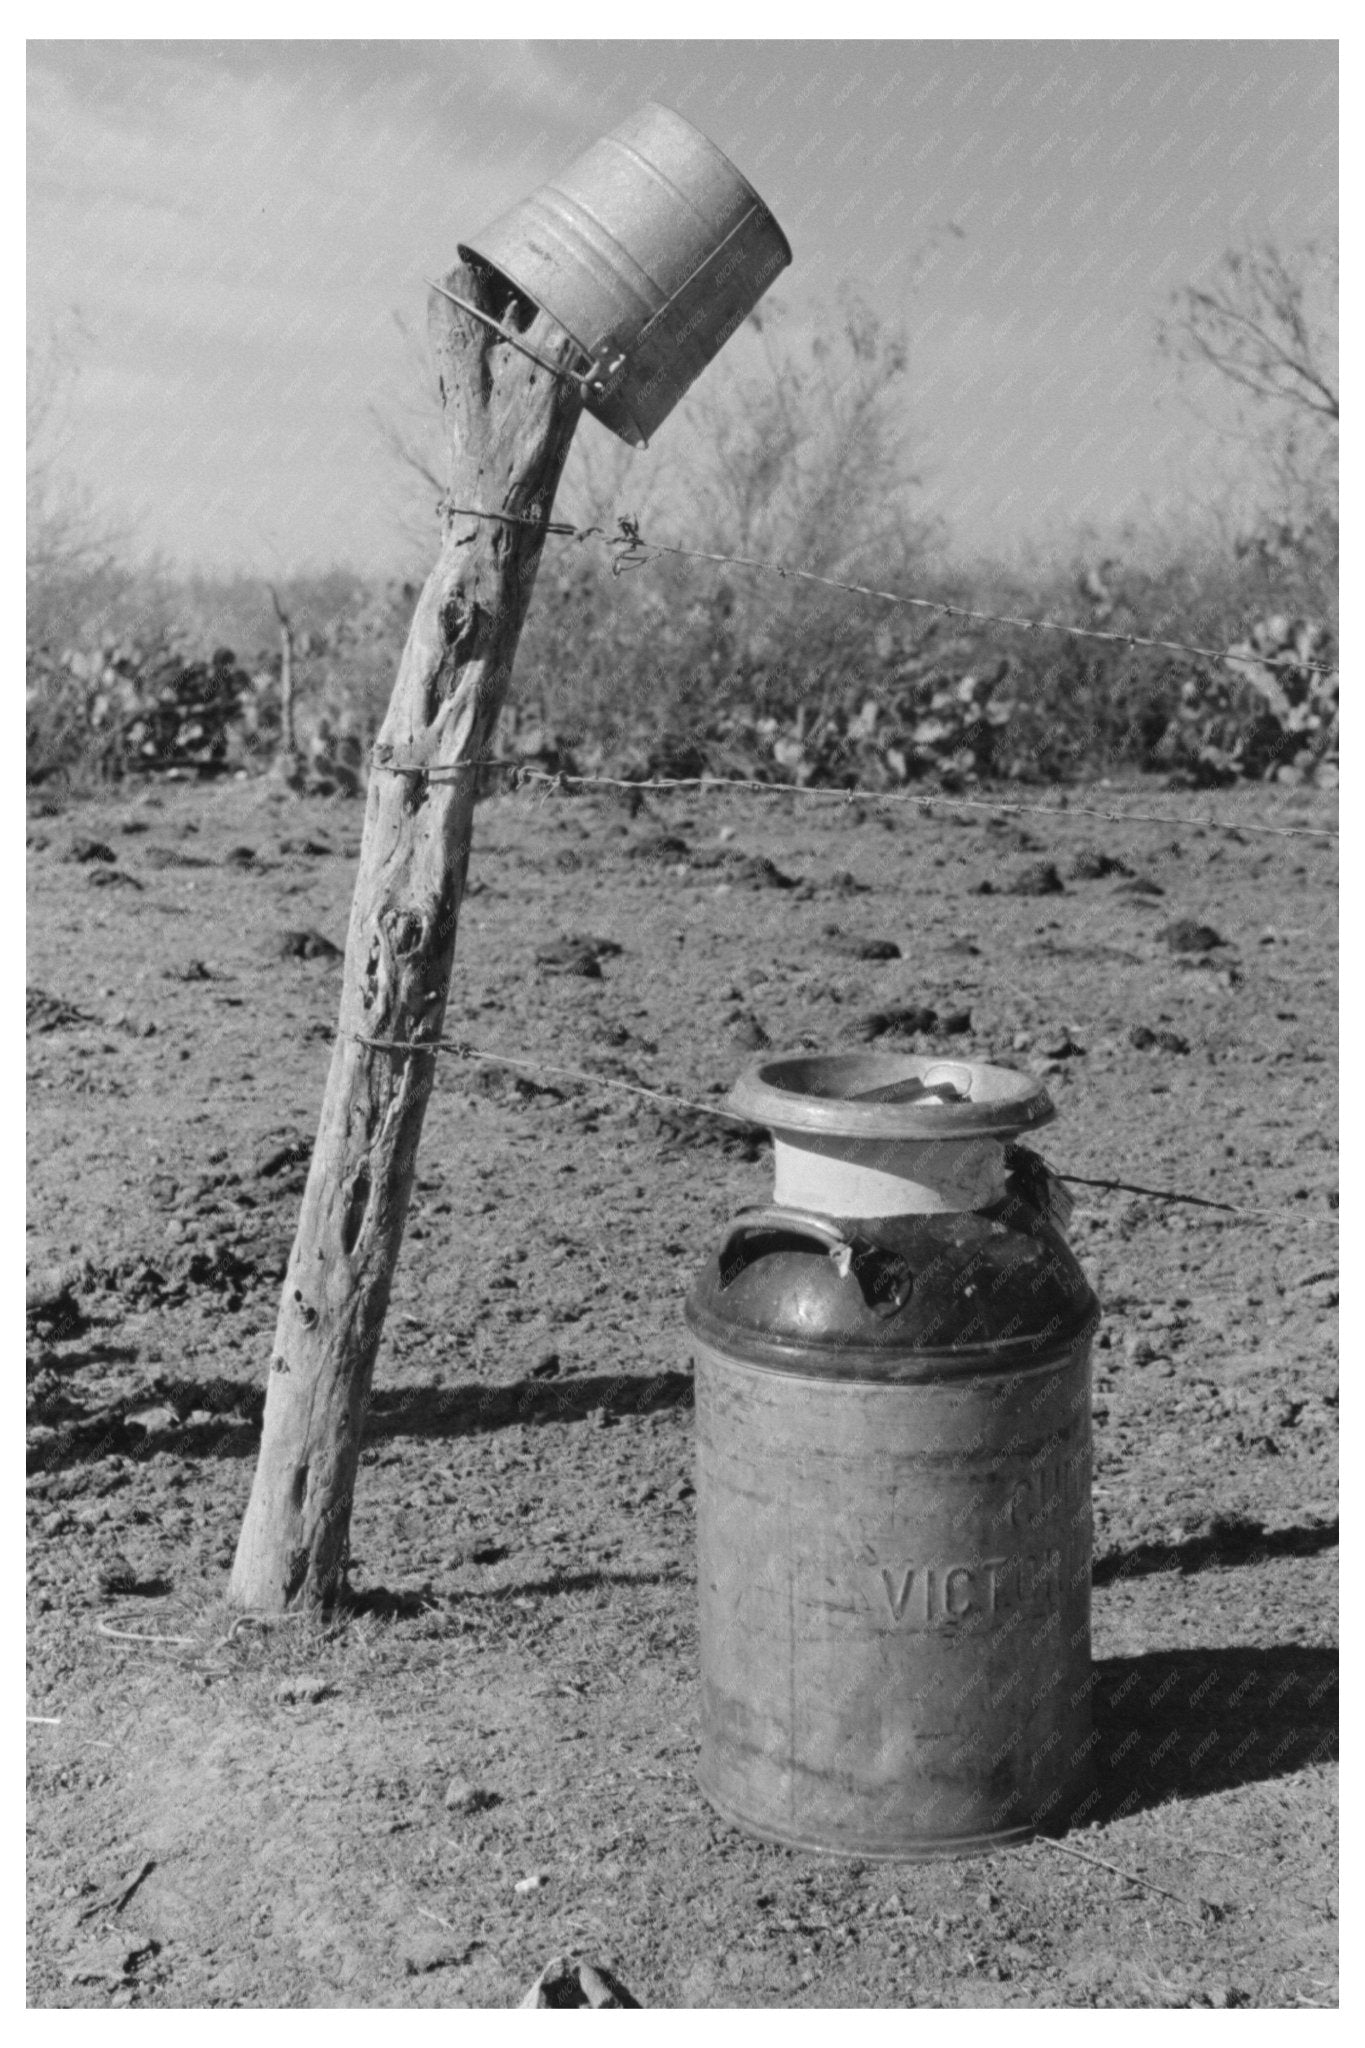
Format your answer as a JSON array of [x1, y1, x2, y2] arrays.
[[28, 39, 1337, 575]]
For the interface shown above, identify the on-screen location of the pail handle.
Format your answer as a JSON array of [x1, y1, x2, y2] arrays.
[[719, 1207, 913, 1315], [629, 202, 762, 352], [429, 280, 648, 441], [427, 281, 593, 388]]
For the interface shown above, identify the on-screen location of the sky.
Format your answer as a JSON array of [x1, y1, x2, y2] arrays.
[[27, 37, 1338, 578]]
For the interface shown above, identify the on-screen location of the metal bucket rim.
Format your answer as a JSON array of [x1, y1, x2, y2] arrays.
[[451, 244, 592, 361], [729, 1050, 1056, 1141], [446, 247, 651, 445], [694, 1775, 1069, 1861]]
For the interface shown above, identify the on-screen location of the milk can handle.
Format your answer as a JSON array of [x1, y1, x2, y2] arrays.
[[719, 1208, 914, 1316], [721, 1206, 854, 1269]]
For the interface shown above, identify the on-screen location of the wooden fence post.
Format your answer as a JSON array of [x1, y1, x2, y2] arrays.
[[229, 263, 583, 1611], [266, 583, 299, 781]]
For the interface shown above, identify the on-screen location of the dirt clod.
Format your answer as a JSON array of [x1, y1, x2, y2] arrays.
[[252, 1131, 313, 1180], [727, 1012, 770, 1050], [443, 1776, 495, 1816], [1009, 860, 1065, 895], [95, 1551, 142, 1595], [276, 1676, 333, 1707], [1069, 850, 1133, 880], [26, 1268, 85, 1337], [536, 940, 602, 977], [276, 929, 342, 961], [1161, 918, 1226, 952], [141, 845, 213, 869], [1115, 875, 1165, 896], [27, 988, 95, 1034], [689, 849, 797, 889], [1130, 1024, 1192, 1053], [853, 1005, 938, 1041], [400, 1924, 472, 1975], [628, 834, 689, 864]]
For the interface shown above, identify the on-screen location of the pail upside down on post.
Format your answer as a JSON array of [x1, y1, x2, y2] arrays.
[[459, 101, 791, 447], [685, 1052, 1101, 1859]]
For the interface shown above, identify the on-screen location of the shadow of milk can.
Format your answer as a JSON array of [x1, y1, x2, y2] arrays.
[[458, 102, 791, 447], [686, 1052, 1101, 1857]]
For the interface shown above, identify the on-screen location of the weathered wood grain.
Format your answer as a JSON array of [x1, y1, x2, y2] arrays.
[[229, 264, 583, 1610]]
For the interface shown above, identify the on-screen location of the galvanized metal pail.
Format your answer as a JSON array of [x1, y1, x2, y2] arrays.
[[685, 1052, 1101, 1860], [458, 102, 792, 447]]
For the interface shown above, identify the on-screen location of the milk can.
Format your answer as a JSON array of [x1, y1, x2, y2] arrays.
[[685, 1052, 1101, 1858], [459, 101, 791, 447]]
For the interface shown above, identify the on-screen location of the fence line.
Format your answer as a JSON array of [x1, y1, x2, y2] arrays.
[[371, 756, 1339, 843], [356, 513, 1337, 1240], [350, 1032, 1338, 1229], [444, 504, 1341, 678]]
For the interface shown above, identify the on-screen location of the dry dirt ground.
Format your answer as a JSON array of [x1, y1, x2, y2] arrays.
[[26, 770, 1337, 2010]]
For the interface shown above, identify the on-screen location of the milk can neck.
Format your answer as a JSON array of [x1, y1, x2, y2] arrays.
[[770, 1131, 1010, 1218]]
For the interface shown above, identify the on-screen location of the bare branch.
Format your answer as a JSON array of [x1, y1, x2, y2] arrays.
[[1181, 286, 1338, 419], [1164, 240, 1339, 430]]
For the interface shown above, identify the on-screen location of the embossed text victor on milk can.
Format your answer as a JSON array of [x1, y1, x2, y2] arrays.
[[685, 1052, 1101, 1858]]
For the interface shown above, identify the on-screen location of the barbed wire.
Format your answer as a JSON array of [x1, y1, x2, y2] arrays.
[[356, 1032, 751, 1124], [370, 755, 1338, 842], [443, 504, 1341, 678], [350, 1032, 1338, 1228], [350, 507, 1337, 1245]]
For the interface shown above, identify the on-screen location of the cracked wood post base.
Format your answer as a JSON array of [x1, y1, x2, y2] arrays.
[[229, 263, 583, 1611]]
